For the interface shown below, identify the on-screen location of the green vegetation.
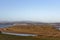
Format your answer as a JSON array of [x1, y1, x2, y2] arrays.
[[0, 33, 60, 40], [0, 33, 34, 40]]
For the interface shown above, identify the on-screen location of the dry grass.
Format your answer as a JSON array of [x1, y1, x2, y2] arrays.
[[2, 24, 60, 37]]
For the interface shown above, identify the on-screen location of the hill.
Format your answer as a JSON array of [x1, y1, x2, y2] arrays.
[[2, 24, 60, 38]]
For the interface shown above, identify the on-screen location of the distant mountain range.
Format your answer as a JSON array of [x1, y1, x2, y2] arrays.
[[0, 21, 60, 25], [0, 21, 44, 24]]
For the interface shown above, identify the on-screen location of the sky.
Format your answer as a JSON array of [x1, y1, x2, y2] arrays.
[[0, 0, 60, 23]]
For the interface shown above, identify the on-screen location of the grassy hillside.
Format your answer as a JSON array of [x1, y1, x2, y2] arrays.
[[2, 24, 60, 37]]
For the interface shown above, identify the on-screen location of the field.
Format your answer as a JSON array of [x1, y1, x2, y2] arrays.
[[1, 24, 60, 40], [2, 24, 60, 37], [0, 33, 60, 40], [0, 33, 35, 40]]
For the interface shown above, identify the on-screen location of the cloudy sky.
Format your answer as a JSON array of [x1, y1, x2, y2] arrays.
[[0, 0, 60, 23]]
